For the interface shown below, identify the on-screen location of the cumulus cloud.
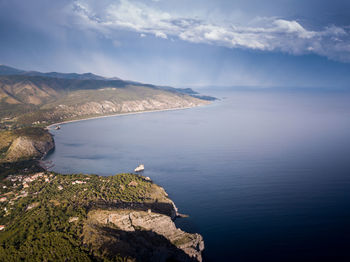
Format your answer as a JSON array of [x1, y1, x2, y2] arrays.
[[155, 31, 167, 39], [72, 0, 350, 62]]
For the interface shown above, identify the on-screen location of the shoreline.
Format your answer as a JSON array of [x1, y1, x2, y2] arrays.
[[42, 103, 209, 170], [42, 103, 210, 169], [46, 104, 207, 129]]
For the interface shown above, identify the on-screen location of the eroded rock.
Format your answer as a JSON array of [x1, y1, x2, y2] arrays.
[[5, 135, 54, 162], [84, 209, 204, 262]]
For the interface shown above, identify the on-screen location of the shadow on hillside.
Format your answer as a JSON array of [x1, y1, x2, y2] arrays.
[[88, 200, 176, 218], [0, 159, 44, 179], [89, 224, 198, 262]]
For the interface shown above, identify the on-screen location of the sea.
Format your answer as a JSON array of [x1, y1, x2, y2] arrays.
[[44, 88, 350, 262]]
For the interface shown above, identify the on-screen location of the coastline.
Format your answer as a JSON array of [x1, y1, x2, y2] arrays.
[[42, 103, 210, 166], [41, 103, 201, 221], [46, 104, 208, 129], [1, 102, 207, 261]]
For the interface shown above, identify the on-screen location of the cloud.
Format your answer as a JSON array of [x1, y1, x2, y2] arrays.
[[72, 0, 350, 62], [155, 31, 167, 39]]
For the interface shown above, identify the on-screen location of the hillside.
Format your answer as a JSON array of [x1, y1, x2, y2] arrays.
[[0, 65, 110, 80], [0, 172, 204, 261], [0, 127, 54, 166], [0, 67, 211, 128]]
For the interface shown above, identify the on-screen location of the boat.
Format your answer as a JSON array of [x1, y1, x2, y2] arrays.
[[54, 125, 61, 130], [134, 164, 145, 172]]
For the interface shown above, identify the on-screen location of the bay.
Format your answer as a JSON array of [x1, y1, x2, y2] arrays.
[[45, 89, 350, 261]]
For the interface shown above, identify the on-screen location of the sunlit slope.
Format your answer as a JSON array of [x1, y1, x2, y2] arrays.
[[0, 75, 209, 127]]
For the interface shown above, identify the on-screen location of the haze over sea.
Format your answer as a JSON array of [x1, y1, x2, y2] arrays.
[[45, 88, 350, 262]]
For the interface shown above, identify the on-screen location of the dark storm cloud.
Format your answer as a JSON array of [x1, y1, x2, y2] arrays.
[[1, 0, 350, 87], [69, 0, 350, 62]]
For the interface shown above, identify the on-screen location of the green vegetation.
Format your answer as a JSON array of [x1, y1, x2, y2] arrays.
[[0, 130, 15, 158], [12, 127, 52, 140], [0, 160, 44, 180], [0, 172, 165, 261], [0, 127, 48, 151]]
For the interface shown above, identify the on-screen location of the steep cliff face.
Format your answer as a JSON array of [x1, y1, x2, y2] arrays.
[[66, 94, 205, 115], [1, 128, 54, 162], [0, 172, 204, 262], [48, 92, 208, 122], [5, 136, 54, 161], [85, 209, 204, 262]]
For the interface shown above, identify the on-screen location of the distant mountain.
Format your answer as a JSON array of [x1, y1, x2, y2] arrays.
[[0, 65, 216, 99], [0, 75, 128, 106], [0, 65, 211, 128], [0, 65, 25, 75], [23, 71, 109, 80], [0, 65, 119, 81]]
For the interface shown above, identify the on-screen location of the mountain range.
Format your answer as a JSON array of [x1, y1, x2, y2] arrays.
[[0, 65, 116, 81], [0, 65, 210, 128]]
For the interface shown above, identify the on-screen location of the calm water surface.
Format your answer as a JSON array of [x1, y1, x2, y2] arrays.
[[45, 89, 350, 261]]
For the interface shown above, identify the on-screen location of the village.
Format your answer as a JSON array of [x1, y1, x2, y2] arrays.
[[0, 171, 97, 232]]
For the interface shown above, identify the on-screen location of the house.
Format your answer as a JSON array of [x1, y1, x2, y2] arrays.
[[72, 180, 86, 185], [128, 181, 138, 187]]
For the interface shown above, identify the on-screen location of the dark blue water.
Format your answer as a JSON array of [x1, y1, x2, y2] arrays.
[[45, 89, 350, 261]]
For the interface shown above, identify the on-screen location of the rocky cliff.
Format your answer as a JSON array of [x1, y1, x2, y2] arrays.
[[0, 172, 204, 262], [42, 90, 208, 124], [5, 136, 54, 161], [85, 209, 204, 262], [0, 128, 54, 162]]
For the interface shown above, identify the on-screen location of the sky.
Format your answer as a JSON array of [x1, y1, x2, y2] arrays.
[[1, 0, 350, 88]]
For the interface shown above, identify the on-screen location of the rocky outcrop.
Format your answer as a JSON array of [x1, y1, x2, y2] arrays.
[[5, 134, 54, 162], [85, 209, 204, 262], [55, 94, 209, 120], [86, 181, 180, 219], [82, 175, 204, 261]]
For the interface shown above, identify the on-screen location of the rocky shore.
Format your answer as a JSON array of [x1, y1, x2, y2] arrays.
[[5, 135, 54, 162], [86, 209, 204, 261], [0, 127, 55, 163]]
